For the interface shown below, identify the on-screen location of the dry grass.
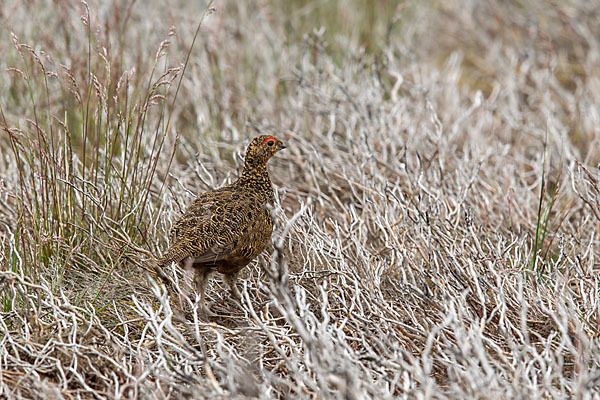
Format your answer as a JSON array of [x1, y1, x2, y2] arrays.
[[1, 0, 599, 398]]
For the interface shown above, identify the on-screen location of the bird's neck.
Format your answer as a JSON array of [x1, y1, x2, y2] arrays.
[[238, 160, 273, 196]]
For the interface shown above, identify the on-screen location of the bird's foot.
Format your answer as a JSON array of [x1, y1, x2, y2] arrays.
[[231, 286, 242, 302], [199, 302, 217, 318]]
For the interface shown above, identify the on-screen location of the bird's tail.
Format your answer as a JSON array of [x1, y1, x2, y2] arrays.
[[153, 245, 189, 288]]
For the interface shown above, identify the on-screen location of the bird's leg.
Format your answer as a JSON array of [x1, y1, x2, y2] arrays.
[[193, 268, 215, 315], [223, 272, 242, 302]]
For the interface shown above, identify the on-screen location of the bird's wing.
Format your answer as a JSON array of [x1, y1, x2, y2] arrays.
[[169, 185, 238, 241], [190, 241, 238, 264], [171, 191, 263, 264]]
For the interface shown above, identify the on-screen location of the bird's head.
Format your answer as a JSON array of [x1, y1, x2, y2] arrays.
[[244, 135, 286, 166]]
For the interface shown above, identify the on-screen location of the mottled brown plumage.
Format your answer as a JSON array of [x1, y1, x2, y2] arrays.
[[156, 135, 286, 313]]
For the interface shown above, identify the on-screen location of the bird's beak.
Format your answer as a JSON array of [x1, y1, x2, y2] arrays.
[[278, 142, 287, 150]]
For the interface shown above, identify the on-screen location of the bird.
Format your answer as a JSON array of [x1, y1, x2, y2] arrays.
[[155, 135, 286, 314]]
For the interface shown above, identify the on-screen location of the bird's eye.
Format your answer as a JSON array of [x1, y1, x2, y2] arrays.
[[266, 140, 275, 147]]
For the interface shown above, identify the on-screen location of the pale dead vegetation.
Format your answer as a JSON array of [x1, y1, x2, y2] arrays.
[[0, 0, 599, 398]]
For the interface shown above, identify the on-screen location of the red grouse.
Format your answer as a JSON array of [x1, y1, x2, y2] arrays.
[[156, 135, 286, 313]]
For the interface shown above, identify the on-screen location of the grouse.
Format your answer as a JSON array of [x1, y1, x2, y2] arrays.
[[156, 135, 286, 313]]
